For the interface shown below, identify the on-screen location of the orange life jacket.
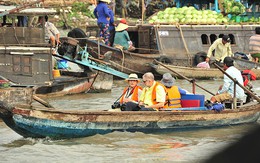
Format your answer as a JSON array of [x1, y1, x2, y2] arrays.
[[163, 86, 181, 108], [120, 86, 142, 103], [150, 82, 167, 105]]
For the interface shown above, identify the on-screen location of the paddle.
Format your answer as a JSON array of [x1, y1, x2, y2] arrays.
[[154, 60, 215, 96], [213, 62, 260, 103], [33, 95, 54, 108]]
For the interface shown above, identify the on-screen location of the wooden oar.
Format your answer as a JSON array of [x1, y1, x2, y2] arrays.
[[213, 62, 260, 103], [33, 95, 54, 108], [154, 60, 215, 96]]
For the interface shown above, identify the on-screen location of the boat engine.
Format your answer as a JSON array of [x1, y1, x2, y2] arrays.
[[57, 37, 79, 59]]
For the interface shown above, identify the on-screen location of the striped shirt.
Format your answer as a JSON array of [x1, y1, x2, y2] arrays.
[[249, 34, 260, 54]]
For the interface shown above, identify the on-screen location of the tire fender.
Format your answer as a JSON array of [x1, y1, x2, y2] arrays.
[[67, 28, 87, 47]]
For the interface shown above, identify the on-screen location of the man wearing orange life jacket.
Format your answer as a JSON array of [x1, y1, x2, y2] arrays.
[[120, 73, 142, 111], [136, 72, 166, 111], [160, 73, 187, 109]]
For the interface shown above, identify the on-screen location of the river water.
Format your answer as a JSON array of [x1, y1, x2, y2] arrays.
[[1, 79, 260, 163]]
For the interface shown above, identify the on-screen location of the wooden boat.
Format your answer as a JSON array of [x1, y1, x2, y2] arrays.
[[0, 87, 260, 139], [0, 5, 127, 96], [85, 38, 161, 75], [84, 24, 260, 76], [152, 64, 260, 79]]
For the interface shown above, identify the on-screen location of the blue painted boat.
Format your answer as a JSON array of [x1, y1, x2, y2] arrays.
[[1, 87, 260, 139]]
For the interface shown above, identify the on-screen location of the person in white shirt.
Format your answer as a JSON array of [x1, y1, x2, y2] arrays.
[[210, 57, 244, 103], [38, 15, 60, 47]]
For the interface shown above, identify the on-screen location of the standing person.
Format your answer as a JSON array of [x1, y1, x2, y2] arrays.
[[249, 27, 260, 63], [209, 57, 244, 103], [118, 73, 142, 111], [113, 19, 135, 51], [160, 73, 187, 109], [206, 35, 233, 66], [93, 0, 111, 46], [38, 15, 60, 48], [137, 72, 166, 111], [108, 1, 116, 46]]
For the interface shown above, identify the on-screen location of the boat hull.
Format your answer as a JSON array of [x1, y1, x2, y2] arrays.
[[153, 64, 260, 79], [2, 104, 259, 139], [86, 39, 160, 75]]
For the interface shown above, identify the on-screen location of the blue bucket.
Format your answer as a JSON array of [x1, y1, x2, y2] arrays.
[[57, 59, 68, 69]]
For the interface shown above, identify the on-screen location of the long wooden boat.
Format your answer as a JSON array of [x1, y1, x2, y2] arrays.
[[152, 64, 260, 79], [85, 38, 161, 75], [0, 87, 260, 139], [84, 24, 260, 77]]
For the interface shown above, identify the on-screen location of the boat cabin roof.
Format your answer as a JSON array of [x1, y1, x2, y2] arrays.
[[0, 5, 56, 16]]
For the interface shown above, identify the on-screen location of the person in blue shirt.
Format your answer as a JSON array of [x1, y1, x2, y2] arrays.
[[93, 0, 111, 46], [108, 1, 115, 46]]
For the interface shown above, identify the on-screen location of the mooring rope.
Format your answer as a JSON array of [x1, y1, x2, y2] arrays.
[[176, 23, 192, 65]]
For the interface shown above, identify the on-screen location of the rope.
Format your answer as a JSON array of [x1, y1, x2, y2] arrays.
[[154, 25, 163, 53], [13, 27, 20, 44], [109, 60, 141, 74], [114, 44, 125, 72], [176, 23, 192, 66]]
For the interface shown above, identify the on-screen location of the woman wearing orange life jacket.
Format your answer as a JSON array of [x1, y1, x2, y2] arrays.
[[160, 73, 187, 109], [120, 74, 142, 109]]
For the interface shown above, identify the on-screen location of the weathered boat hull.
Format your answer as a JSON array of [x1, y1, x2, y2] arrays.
[[1, 103, 259, 139], [34, 76, 95, 96], [153, 64, 260, 79], [85, 38, 160, 75]]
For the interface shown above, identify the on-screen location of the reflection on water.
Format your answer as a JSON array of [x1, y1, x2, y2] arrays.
[[0, 79, 260, 162]]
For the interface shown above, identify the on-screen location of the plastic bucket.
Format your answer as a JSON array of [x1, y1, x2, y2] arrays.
[[52, 69, 60, 78], [57, 59, 68, 69]]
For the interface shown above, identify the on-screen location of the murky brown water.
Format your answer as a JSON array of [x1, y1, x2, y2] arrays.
[[1, 79, 260, 162]]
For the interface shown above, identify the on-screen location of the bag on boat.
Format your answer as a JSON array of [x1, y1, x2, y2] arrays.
[[205, 100, 224, 112], [196, 61, 210, 68], [234, 52, 249, 60], [210, 103, 224, 112]]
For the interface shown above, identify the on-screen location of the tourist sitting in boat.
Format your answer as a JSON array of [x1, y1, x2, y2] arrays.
[[113, 20, 135, 51], [125, 72, 166, 111], [249, 27, 260, 63], [209, 57, 244, 104], [119, 73, 142, 111], [160, 73, 187, 109], [38, 15, 60, 48], [94, 0, 111, 46], [206, 35, 233, 67]]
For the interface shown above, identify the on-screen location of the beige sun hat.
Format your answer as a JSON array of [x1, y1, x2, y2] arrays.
[[126, 73, 140, 81], [115, 23, 129, 32], [100, 0, 110, 3]]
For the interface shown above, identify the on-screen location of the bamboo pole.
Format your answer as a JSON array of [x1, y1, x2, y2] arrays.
[[33, 95, 54, 108], [141, 0, 145, 25], [154, 60, 215, 96]]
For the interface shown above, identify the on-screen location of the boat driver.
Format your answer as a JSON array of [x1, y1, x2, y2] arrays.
[[209, 57, 244, 104], [206, 35, 233, 67]]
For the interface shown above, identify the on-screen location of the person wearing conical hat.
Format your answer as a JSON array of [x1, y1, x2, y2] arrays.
[[94, 0, 111, 46], [113, 19, 135, 51]]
